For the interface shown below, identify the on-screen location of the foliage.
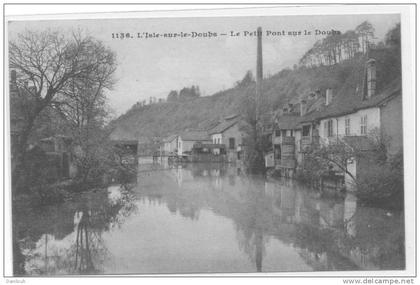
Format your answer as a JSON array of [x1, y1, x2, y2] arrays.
[[9, 29, 117, 193], [295, 154, 326, 188], [236, 70, 255, 87], [179, 85, 200, 100], [385, 23, 401, 52], [167, 90, 178, 102], [298, 128, 403, 207], [299, 21, 375, 67], [238, 86, 268, 173], [355, 150, 404, 207]]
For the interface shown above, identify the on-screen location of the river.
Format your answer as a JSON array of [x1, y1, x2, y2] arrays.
[[13, 162, 405, 275]]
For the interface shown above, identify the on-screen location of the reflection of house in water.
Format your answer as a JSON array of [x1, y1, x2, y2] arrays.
[[343, 194, 357, 237], [131, 163, 404, 272]]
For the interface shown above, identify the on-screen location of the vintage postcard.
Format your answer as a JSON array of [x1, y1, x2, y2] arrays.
[[3, 4, 416, 281]]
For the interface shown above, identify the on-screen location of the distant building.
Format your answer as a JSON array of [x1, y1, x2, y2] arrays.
[[271, 114, 300, 175], [177, 130, 212, 156], [161, 134, 178, 155], [208, 114, 244, 162]]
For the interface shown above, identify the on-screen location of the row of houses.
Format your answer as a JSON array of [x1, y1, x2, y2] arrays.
[[111, 48, 402, 191], [264, 50, 402, 188], [160, 114, 245, 163]]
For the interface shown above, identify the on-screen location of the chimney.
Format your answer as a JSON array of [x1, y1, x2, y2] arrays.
[[10, 70, 16, 83], [256, 27, 263, 121], [325, 88, 333, 106], [367, 58, 376, 98], [300, 99, 307, 116]]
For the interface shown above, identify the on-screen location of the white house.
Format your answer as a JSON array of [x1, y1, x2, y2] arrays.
[[162, 134, 178, 155], [177, 130, 212, 156], [208, 114, 244, 161], [296, 54, 402, 189]]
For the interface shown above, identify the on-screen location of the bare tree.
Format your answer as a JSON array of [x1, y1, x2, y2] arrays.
[[9, 29, 116, 187]]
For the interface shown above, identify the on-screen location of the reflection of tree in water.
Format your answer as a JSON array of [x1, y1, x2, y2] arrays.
[[293, 202, 405, 271], [294, 223, 358, 271], [14, 186, 138, 275], [336, 207, 405, 270], [236, 226, 268, 272], [165, 196, 200, 220], [71, 188, 138, 274], [73, 210, 102, 274]]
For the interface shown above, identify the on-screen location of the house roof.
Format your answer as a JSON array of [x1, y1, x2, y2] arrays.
[[179, 130, 211, 141], [274, 115, 301, 130], [208, 115, 241, 135], [298, 49, 402, 124], [162, 134, 178, 143]]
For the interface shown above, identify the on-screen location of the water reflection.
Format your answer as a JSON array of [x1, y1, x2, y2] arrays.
[[14, 188, 137, 275], [14, 163, 404, 275]]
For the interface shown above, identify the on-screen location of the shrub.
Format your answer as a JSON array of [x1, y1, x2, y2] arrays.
[[356, 151, 404, 208]]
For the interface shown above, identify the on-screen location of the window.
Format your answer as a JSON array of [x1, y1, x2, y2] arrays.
[[229, 138, 235, 149], [302, 125, 310, 137], [345, 118, 351, 136], [290, 130, 294, 137], [360, 115, 367, 135], [275, 130, 281, 137], [324, 121, 328, 137], [327, 119, 334, 137]]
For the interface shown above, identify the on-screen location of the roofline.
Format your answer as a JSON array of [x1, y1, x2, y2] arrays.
[[298, 90, 401, 124], [208, 120, 239, 135], [181, 138, 212, 141]]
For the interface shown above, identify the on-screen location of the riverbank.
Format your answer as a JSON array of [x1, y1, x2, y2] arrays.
[[267, 166, 403, 210]]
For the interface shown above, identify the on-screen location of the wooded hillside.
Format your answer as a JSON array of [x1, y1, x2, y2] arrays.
[[109, 22, 400, 142]]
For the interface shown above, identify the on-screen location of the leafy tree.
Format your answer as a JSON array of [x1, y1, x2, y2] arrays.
[[236, 70, 255, 87], [385, 23, 401, 51], [355, 21, 375, 53], [178, 85, 200, 100], [167, 90, 178, 102]]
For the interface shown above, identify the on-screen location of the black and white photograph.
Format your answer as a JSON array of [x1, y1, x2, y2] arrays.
[[2, 3, 417, 280]]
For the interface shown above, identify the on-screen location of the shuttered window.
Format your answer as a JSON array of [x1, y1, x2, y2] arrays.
[[327, 120, 334, 137], [360, 115, 367, 135], [345, 118, 351, 136]]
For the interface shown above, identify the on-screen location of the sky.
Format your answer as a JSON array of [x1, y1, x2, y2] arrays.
[[8, 13, 400, 116]]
